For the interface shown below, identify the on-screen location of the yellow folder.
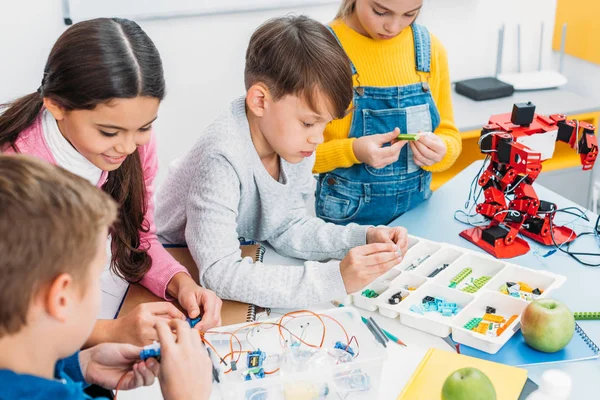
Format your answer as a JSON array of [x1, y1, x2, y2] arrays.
[[397, 348, 528, 400]]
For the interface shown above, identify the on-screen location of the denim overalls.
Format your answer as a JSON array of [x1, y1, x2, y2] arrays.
[[316, 24, 440, 226]]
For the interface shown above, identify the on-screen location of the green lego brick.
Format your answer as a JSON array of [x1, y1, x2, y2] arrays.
[[574, 312, 600, 320], [463, 317, 483, 330], [450, 268, 472, 284], [473, 276, 491, 288]]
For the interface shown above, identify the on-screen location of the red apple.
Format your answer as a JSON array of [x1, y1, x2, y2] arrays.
[[521, 298, 575, 353]]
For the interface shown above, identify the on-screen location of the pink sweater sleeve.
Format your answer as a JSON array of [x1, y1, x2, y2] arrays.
[[138, 132, 190, 299]]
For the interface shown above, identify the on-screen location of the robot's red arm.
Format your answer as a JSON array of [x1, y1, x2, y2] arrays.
[[551, 114, 598, 170]]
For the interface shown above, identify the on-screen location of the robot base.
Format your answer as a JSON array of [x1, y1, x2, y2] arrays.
[[460, 227, 530, 259], [519, 225, 577, 246]]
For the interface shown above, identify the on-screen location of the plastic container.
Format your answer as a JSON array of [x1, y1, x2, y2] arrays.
[[410, 246, 464, 278], [376, 273, 428, 319], [434, 253, 504, 293], [370, 236, 567, 353], [395, 240, 442, 273], [352, 280, 390, 312], [486, 263, 566, 302], [212, 307, 387, 400], [452, 291, 527, 354]]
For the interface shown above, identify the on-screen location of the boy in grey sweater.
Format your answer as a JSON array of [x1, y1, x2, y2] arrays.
[[155, 16, 409, 308]]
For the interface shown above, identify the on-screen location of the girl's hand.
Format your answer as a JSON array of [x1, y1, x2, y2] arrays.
[[114, 303, 186, 346], [409, 133, 447, 167], [352, 128, 407, 169], [171, 273, 222, 331]]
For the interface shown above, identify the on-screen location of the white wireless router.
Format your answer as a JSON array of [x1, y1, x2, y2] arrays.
[[497, 22, 568, 91]]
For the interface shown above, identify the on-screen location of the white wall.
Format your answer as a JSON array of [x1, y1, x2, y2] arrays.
[[0, 0, 557, 185]]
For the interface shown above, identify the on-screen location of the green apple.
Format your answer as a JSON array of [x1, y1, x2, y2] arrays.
[[521, 298, 575, 353], [441, 368, 497, 400]]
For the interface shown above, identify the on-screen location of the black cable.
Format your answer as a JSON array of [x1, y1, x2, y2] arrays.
[[548, 208, 600, 267]]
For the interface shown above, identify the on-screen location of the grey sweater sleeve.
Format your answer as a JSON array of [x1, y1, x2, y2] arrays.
[[185, 155, 347, 308], [267, 172, 370, 261]]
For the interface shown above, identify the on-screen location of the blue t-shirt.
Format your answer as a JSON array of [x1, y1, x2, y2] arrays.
[[0, 352, 109, 400]]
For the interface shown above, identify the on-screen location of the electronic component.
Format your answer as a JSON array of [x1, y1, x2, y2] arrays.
[[140, 341, 161, 361]]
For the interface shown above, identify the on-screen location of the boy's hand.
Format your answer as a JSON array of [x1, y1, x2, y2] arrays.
[[115, 303, 186, 346], [156, 320, 213, 400], [340, 243, 403, 294], [366, 226, 409, 256], [79, 343, 159, 390], [169, 273, 223, 331], [409, 133, 446, 167], [352, 128, 406, 169]]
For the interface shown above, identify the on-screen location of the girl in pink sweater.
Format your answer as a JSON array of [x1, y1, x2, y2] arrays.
[[0, 18, 222, 347]]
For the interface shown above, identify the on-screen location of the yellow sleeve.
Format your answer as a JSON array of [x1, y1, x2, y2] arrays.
[[313, 136, 359, 174], [422, 36, 461, 173]]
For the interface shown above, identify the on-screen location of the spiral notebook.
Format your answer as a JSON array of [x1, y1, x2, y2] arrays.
[[452, 323, 600, 367], [117, 240, 267, 325]]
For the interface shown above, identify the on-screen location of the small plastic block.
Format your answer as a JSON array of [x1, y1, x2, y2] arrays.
[[451, 268, 472, 284], [508, 286, 519, 294], [496, 314, 518, 336], [483, 313, 505, 323], [532, 288, 542, 295], [140, 341, 161, 361], [486, 306, 496, 314], [473, 276, 491, 288], [408, 287, 416, 291], [463, 317, 483, 330], [506, 282, 516, 287], [448, 282, 457, 288], [518, 282, 533, 293], [474, 323, 489, 334], [360, 289, 379, 298], [574, 312, 600, 320], [231, 361, 237, 371], [388, 296, 401, 305], [410, 304, 424, 315], [461, 285, 479, 294], [422, 296, 435, 304], [510, 292, 520, 298], [187, 316, 202, 328], [441, 308, 453, 317], [500, 289, 509, 295], [434, 297, 444, 305]]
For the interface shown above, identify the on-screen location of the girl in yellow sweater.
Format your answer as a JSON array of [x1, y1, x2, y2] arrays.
[[315, 0, 461, 226]]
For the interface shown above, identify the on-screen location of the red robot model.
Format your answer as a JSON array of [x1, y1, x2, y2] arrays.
[[460, 102, 598, 258]]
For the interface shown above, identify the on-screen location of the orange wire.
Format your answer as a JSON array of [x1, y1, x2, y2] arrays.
[[197, 311, 356, 378], [113, 369, 130, 400], [276, 310, 326, 347]]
